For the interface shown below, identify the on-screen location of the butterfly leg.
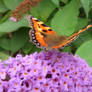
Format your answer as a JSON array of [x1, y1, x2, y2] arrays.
[[43, 48, 48, 52]]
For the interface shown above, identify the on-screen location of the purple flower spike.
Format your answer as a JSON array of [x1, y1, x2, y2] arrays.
[[0, 50, 92, 92]]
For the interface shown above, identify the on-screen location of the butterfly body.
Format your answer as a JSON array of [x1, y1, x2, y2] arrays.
[[26, 15, 92, 50]]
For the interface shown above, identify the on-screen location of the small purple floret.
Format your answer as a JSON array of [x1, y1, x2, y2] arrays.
[[10, 17, 17, 22], [0, 50, 92, 92]]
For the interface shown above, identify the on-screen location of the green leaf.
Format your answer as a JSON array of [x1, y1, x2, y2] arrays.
[[31, 0, 57, 22], [0, 52, 9, 61], [51, 0, 79, 36], [75, 18, 88, 31], [76, 40, 92, 67], [23, 42, 41, 54], [80, 0, 90, 17], [0, 0, 9, 13], [0, 29, 29, 52], [29, 46, 41, 54], [62, 46, 71, 52], [0, 17, 28, 32], [23, 42, 34, 54], [90, 0, 92, 8], [3, 0, 23, 10], [61, 0, 68, 3], [0, 32, 6, 37], [0, 11, 11, 24], [51, 0, 59, 6]]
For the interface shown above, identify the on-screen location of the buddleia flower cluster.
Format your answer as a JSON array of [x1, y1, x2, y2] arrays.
[[0, 50, 92, 92]]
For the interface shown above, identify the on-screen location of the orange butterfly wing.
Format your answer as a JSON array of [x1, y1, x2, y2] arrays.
[[26, 15, 56, 49], [26, 15, 92, 49], [52, 25, 92, 49]]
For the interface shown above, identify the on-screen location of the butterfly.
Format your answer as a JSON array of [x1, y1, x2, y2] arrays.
[[26, 15, 92, 50]]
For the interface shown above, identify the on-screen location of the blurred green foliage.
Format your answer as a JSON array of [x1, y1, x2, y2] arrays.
[[0, 0, 92, 66]]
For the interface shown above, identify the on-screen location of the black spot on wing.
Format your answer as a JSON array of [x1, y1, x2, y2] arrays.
[[42, 30, 47, 32], [40, 32, 47, 37], [41, 24, 48, 27], [35, 19, 40, 22], [48, 29, 53, 31], [38, 24, 41, 28]]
